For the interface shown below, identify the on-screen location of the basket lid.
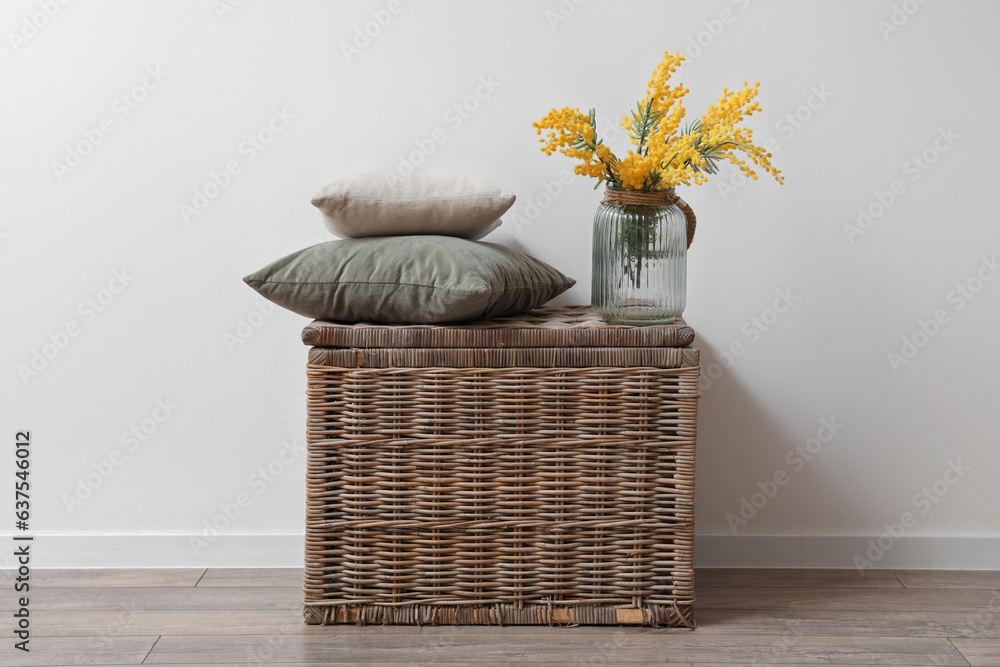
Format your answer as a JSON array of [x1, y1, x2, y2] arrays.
[[301, 305, 694, 349]]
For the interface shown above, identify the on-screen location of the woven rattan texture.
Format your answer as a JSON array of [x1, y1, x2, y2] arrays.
[[303, 355, 699, 626], [305, 365, 698, 442], [301, 305, 694, 349], [307, 347, 699, 369]]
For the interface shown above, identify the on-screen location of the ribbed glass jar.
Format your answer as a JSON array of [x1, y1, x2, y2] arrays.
[[591, 190, 687, 325]]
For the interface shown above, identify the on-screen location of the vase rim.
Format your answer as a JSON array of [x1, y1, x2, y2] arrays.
[[606, 185, 676, 192]]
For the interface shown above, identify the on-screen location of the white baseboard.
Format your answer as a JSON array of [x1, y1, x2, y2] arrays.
[[3, 533, 998, 569], [2, 533, 305, 569], [696, 534, 1000, 569]]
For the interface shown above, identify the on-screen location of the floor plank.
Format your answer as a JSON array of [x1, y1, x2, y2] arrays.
[[0, 567, 204, 588], [695, 608, 1000, 639], [697, 586, 1000, 612], [894, 570, 1000, 590], [697, 569, 903, 589], [3, 567, 997, 666], [0, 635, 158, 666], [142, 632, 968, 664], [951, 638, 1000, 666], [31, 608, 415, 637], [197, 567, 303, 588], [59, 664, 686, 667], [0, 586, 300, 612]]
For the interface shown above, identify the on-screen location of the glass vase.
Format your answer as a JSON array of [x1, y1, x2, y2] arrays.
[[591, 189, 688, 326]]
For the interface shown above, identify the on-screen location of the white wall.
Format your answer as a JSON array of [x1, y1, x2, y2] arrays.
[[3, 0, 998, 568]]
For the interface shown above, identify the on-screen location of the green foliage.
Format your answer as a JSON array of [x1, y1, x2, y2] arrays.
[[614, 214, 661, 289], [681, 120, 742, 175], [571, 109, 622, 188], [629, 99, 665, 157]]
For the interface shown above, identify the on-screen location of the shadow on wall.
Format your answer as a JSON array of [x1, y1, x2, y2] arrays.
[[692, 336, 851, 544]]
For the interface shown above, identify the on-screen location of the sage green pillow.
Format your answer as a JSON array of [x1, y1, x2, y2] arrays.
[[243, 236, 575, 324]]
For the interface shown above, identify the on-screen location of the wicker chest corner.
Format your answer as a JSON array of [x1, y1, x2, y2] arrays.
[[301, 305, 700, 627]]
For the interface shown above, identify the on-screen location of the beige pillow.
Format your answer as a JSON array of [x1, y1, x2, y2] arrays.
[[311, 168, 515, 239]]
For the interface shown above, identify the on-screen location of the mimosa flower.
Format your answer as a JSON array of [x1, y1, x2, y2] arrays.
[[533, 51, 784, 190]]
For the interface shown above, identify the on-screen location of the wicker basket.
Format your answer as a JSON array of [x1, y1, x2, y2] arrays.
[[302, 306, 699, 627]]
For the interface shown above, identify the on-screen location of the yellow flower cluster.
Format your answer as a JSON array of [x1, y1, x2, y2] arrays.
[[533, 107, 614, 181], [532, 51, 784, 191], [696, 82, 782, 183]]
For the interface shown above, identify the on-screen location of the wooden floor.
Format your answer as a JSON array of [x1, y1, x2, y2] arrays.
[[1, 568, 998, 666]]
